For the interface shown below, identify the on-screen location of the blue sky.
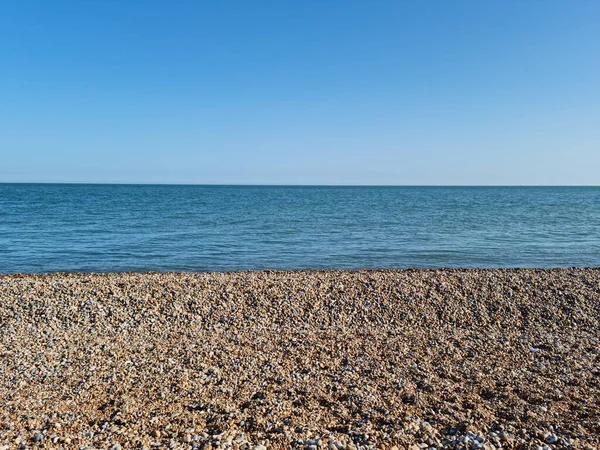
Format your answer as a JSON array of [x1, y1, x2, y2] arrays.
[[1, 1, 599, 184]]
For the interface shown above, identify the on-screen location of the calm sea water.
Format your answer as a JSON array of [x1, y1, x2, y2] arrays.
[[0, 184, 599, 273]]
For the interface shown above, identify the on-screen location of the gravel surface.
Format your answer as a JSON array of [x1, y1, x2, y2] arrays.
[[0, 269, 599, 450]]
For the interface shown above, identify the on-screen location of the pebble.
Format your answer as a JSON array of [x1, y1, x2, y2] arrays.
[[0, 269, 598, 449]]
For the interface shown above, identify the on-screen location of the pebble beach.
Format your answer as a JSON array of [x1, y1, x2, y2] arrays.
[[0, 269, 599, 450]]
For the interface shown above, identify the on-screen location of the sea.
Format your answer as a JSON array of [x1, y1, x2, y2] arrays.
[[0, 184, 598, 274]]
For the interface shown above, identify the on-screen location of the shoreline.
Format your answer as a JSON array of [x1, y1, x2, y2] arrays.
[[3, 266, 599, 276], [1, 269, 599, 449]]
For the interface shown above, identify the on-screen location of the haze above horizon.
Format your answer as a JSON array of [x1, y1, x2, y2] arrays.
[[2, 1, 599, 185]]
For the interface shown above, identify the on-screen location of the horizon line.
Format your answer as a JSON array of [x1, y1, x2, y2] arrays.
[[1, 182, 599, 188]]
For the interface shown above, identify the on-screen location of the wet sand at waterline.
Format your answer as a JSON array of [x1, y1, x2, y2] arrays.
[[1, 269, 598, 449]]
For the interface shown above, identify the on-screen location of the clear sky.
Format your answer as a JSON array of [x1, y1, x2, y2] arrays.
[[1, 1, 599, 185]]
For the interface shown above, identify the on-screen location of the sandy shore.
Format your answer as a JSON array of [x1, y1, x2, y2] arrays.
[[0, 269, 599, 450]]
